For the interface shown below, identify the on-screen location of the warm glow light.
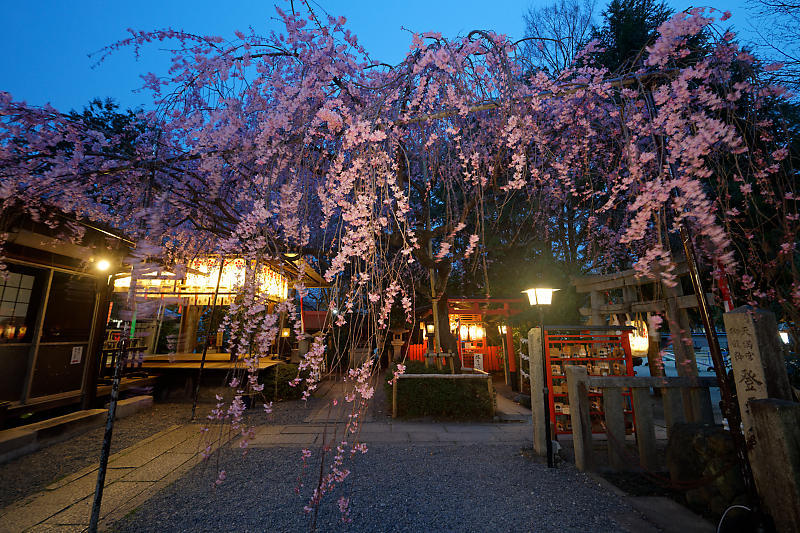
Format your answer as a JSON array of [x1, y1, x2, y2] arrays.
[[627, 319, 649, 357], [522, 287, 559, 306], [498, 325, 507, 335], [113, 257, 289, 303], [475, 325, 485, 340], [426, 323, 435, 334], [281, 328, 291, 338], [468, 324, 477, 340], [459, 325, 468, 339], [185, 257, 288, 301], [96, 259, 111, 272], [420, 321, 426, 332]]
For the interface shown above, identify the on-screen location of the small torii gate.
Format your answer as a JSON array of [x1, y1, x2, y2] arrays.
[[447, 298, 523, 386], [572, 261, 716, 421]]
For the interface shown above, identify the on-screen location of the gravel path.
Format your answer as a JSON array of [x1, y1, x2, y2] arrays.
[[110, 444, 631, 532], [0, 396, 319, 510]]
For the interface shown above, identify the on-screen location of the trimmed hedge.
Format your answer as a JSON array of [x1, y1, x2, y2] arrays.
[[385, 361, 493, 421], [263, 363, 307, 401]]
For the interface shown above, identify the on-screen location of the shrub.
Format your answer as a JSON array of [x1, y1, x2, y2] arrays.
[[263, 363, 307, 401], [385, 361, 493, 420]]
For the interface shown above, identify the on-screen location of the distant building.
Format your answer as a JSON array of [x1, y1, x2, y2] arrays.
[[0, 209, 130, 421]]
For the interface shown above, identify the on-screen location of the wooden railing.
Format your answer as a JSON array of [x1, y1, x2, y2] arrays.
[[564, 365, 717, 472]]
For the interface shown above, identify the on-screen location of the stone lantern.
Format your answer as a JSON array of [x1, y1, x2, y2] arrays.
[[390, 328, 408, 362]]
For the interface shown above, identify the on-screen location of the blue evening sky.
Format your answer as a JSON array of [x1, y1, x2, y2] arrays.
[[1, 0, 754, 113]]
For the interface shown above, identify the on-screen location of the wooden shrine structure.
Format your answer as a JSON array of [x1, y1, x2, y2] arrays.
[[572, 260, 717, 421], [414, 298, 524, 384]]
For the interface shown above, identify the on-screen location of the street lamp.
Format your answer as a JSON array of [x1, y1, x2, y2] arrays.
[[96, 259, 111, 272], [523, 286, 559, 468]]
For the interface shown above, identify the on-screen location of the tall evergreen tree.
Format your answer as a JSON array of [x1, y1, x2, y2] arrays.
[[591, 0, 673, 72]]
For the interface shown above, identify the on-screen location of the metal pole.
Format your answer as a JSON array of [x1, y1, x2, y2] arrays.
[[680, 226, 757, 504], [540, 310, 554, 468], [191, 258, 225, 421], [88, 337, 127, 532]]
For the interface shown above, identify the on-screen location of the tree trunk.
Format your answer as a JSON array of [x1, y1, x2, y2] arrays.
[[436, 291, 462, 373]]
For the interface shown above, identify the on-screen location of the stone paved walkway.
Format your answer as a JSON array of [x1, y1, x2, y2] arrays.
[[0, 378, 715, 533], [0, 424, 230, 533], [0, 420, 530, 532], [246, 421, 530, 447]]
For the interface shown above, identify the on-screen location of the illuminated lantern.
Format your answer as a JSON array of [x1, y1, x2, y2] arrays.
[[522, 287, 559, 306], [468, 324, 477, 340], [627, 319, 649, 357], [475, 325, 485, 340], [459, 324, 468, 339]]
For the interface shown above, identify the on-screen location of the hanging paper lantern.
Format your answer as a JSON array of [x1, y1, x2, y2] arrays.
[[627, 319, 649, 357]]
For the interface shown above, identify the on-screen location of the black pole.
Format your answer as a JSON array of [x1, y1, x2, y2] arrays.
[[191, 258, 225, 421], [540, 309, 554, 468], [89, 337, 127, 532], [679, 227, 758, 505]]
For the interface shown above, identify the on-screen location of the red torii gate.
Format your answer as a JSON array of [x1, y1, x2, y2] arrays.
[[421, 298, 524, 375]]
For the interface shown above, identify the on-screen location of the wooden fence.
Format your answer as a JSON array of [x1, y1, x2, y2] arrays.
[[564, 365, 717, 472]]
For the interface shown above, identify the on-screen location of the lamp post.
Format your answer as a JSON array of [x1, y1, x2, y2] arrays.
[[522, 287, 559, 468]]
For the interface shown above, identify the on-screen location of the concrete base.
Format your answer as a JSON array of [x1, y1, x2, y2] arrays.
[[589, 472, 715, 533], [0, 395, 154, 464], [108, 395, 154, 419]]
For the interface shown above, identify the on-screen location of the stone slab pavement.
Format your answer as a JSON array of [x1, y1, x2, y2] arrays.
[[246, 421, 531, 448], [0, 424, 231, 533]]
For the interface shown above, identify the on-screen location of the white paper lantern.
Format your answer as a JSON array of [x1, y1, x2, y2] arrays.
[[628, 319, 649, 357]]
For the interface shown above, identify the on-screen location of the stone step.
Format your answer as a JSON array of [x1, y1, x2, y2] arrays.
[[0, 396, 153, 464]]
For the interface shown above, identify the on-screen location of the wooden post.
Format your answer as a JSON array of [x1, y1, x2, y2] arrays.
[[663, 279, 700, 421], [603, 387, 626, 471], [528, 328, 547, 456], [566, 365, 593, 472], [589, 290, 604, 327], [631, 387, 658, 471], [505, 327, 516, 375], [647, 327, 665, 378], [487, 376, 496, 415], [661, 387, 685, 437], [693, 387, 715, 424], [392, 377, 398, 419]]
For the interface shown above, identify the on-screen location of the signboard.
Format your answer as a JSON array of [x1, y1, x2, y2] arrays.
[[473, 353, 484, 371], [70, 346, 83, 364]]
